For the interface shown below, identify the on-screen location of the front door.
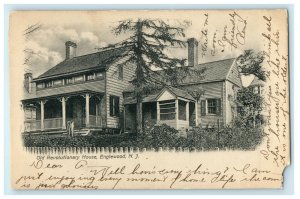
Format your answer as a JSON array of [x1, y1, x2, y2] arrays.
[[67, 97, 85, 129]]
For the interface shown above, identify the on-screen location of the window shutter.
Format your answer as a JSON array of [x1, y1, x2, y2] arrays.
[[201, 100, 206, 116], [116, 97, 120, 116], [216, 99, 221, 116], [109, 96, 113, 116]]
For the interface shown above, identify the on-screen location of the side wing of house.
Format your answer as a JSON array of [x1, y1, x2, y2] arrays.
[[105, 58, 136, 129], [180, 81, 225, 128], [224, 60, 243, 124]]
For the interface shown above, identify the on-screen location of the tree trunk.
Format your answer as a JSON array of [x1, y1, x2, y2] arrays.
[[135, 21, 144, 134]]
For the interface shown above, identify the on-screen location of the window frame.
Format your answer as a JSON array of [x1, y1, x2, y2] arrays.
[[36, 82, 45, 90], [86, 73, 95, 81], [159, 100, 176, 120], [73, 75, 84, 83], [45, 81, 53, 88], [118, 65, 123, 80], [207, 99, 217, 115], [109, 95, 120, 117], [53, 79, 63, 86]]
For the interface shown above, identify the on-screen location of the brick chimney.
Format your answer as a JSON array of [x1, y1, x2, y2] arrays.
[[187, 38, 198, 66], [65, 41, 77, 60], [24, 72, 32, 93]]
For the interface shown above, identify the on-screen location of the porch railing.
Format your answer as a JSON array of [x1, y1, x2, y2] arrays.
[[44, 118, 63, 130], [24, 120, 41, 132], [89, 115, 103, 128]]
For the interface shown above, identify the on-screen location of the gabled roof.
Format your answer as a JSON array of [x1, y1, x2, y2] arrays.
[[124, 58, 242, 93], [181, 58, 238, 85], [166, 86, 194, 101], [175, 58, 242, 87], [249, 76, 265, 87], [34, 47, 127, 81], [124, 86, 195, 105]]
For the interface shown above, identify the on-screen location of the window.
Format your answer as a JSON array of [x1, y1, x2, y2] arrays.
[[109, 96, 120, 117], [25, 107, 36, 120], [45, 81, 53, 88], [207, 99, 217, 114], [118, 66, 123, 80], [74, 75, 84, 83], [201, 99, 221, 115], [37, 83, 45, 89], [96, 72, 104, 80], [86, 73, 95, 81], [53, 79, 62, 86], [65, 77, 73, 85], [159, 100, 175, 120], [178, 100, 187, 120], [253, 86, 259, 94]]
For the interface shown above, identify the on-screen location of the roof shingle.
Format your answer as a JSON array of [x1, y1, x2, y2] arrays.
[[34, 47, 127, 81]]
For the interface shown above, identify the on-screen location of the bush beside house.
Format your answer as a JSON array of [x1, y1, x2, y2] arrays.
[[23, 122, 264, 150]]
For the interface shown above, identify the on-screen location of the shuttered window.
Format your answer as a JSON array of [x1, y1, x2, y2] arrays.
[[201, 99, 221, 116], [207, 99, 221, 115], [207, 99, 217, 114], [109, 96, 120, 117], [201, 100, 206, 116]]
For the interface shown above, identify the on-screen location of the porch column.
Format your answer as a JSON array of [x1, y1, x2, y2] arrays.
[[85, 94, 90, 127], [195, 101, 198, 126], [186, 101, 189, 122], [40, 100, 45, 130], [62, 97, 66, 129], [175, 98, 179, 129], [156, 101, 160, 124]]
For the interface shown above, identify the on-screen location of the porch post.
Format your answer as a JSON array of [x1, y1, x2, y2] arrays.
[[156, 101, 160, 124], [85, 93, 90, 127], [40, 100, 44, 130], [175, 98, 179, 129], [195, 101, 198, 126], [186, 101, 189, 122], [62, 97, 66, 129]]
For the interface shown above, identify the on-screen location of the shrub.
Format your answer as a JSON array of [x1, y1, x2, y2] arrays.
[[137, 124, 181, 148]]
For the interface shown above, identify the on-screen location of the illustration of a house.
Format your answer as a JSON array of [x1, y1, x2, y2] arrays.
[[22, 38, 242, 135]]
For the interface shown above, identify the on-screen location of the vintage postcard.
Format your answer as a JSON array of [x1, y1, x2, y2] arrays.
[[9, 10, 290, 190]]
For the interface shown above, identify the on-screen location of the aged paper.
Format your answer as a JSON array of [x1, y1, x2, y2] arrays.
[[10, 10, 290, 189]]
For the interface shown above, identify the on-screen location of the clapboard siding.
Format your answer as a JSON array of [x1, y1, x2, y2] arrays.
[[177, 120, 189, 129], [106, 58, 136, 128], [225, 80, 240, 124], [179, 81, 224, 128]]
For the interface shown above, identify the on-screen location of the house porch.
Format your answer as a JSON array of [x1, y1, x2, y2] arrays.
[[22, 92, 105, 133]]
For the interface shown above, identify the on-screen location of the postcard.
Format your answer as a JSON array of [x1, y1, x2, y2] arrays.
[[9, 10, 290, 189]]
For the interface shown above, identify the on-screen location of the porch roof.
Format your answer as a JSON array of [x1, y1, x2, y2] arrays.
[[22, 82, 104, 101], [124, 86, 195, 105]]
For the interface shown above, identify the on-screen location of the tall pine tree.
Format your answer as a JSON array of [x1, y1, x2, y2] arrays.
[[98, 19, 190, 134]]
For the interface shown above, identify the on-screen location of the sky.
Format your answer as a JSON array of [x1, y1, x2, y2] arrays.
[[22, 10, 264, 86]]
